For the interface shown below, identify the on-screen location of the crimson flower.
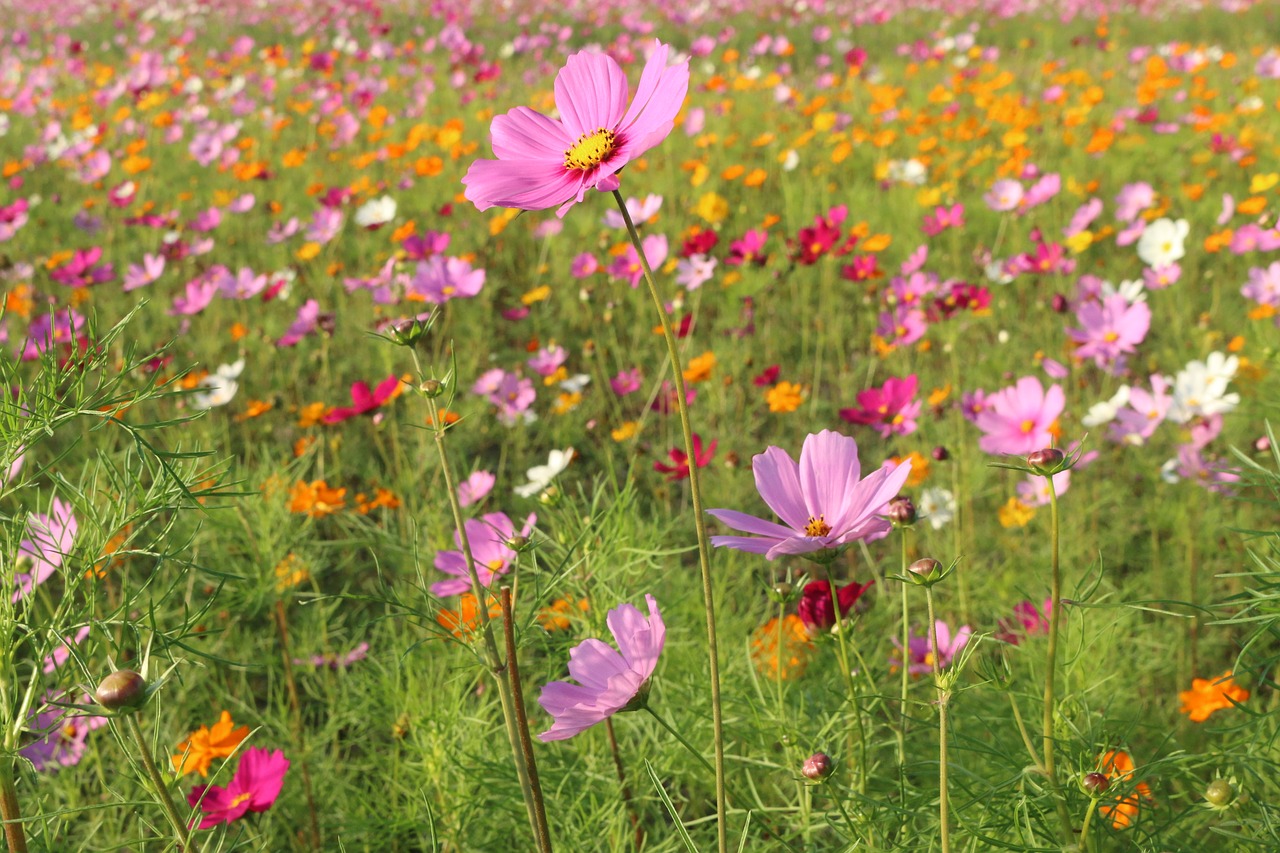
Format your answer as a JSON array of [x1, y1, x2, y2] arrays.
[[654, 434, 716, 481], [839, 375, 921, 438], [322, 374, 402, 424], [797, 580, 873, 635], [463, 41, 688, 218], [188, 747, 289, 829]]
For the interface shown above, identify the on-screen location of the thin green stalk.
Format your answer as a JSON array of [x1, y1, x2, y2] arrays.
[[1007, 694, 1043, 770], [925, 588, 950, 853], [821, 563, 867, 798], [124, 714, 199, 853], [1080, 797, 1100, 853], [644, 707, 716, 779], [498, 588, 552, 853], [423, 394, 544, 847], [1043, 482, 1074, 843], [0, 757, 27, 853], [613, 188, 726, 853], [897, 529, 911, 767]]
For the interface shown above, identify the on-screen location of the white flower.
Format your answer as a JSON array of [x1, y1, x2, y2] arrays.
[[917, 487, 956, 530], [1167, 352, 1238, 423], [514, 448, 574, 498], [354, 195, 397, 229], [192, 359, 245, 410], [887, 158, 927, 185], [1081, 386, 1131, 428], [1136, 217, 1189, 267], [1101, 279, 1146, 303], [559, 374, 591, 394], [780, 149, 800, 172]]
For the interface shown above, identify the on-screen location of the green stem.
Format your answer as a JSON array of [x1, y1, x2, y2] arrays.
[[125, 714, 199, 853], [925, 588, 951, 853], [645, 707, 716, 779], [424, 395, 544, 847], [1007, 694, 1043, 771], [498, 588, 553, 853], [897, 529, 911, 767], [821, 563, 867, 798], [0, 757, 27, 853], [613, 189, 726, 853], [1080, 797, 1100, 853], [1044, 482, 1074, 843]]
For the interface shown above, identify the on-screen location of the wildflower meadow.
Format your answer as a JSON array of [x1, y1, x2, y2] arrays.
[[5, 0, 1280, 849]]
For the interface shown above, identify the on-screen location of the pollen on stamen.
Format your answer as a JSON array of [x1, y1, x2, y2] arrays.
[[564, 128, 617, 171], [804, 515, 832, 537]]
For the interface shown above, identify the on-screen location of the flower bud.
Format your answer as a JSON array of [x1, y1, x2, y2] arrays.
[[505, 535, 531, 553], [887, 496, 916, 527], [1204, 778, 1235, 808], [420, 378, 443, 397], [1027, 448, 1065, 476], [389, 317, 429, 347], [907, 558, 943, 585], [95, 670, 148, 711], [1051, 293, 1069, 313], [802, 752, 834, 781], [1082, 772, 1110, 796], [931, 445, 949, 462]]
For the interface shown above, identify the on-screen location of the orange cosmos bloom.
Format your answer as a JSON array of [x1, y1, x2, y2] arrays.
[[1096, 749, 1153, 829], [438, 593, 502, 640], [750, 614, 814, 681], [1179, 672, 1248, 722], [172, 711, 250, 777], [766, 381, 804, 413], [288, 480, 346, 517]]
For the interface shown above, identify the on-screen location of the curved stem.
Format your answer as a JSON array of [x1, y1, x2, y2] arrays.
[[821, 564, 867, 798], [1043, 482, 1074, 843], [125, 714, 198, 853], [613, 189, 726, 853]]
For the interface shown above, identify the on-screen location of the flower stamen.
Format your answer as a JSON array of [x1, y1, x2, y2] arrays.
[[804, 515, 832, 537], [564, 128, 617, 171]]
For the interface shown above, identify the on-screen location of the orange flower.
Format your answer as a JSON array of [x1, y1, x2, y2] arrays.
[[172, 711, 250, 777], [1096, 749, 1153, 829], [750, 614, 814, 680], [682, 351, 717, 383], [538, 597, 589, 631], [288, 480, 346, 517], [1179, 672, 1248, 722], [437, 593, 502, 639], [765, 381, 804, 413]]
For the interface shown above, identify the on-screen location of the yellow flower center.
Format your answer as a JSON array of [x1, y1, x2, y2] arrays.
[[1103, 331, 1119, 343], [231, 792, 253, 808], [486, 559, 505, 572], [1020, 418, 1035, 433], [804, 515, 832, 537], [564, 128, 617, 171]]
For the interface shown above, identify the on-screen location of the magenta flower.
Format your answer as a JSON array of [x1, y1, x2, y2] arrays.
[[188, 747, 289, 829], [463, 41, 689, 218], [653, 433, 716, 481], [974, 376, 1064, 455], [797, 579, 873, 636], [707, 430, 911, 561], [537, 595, 664, 741], [322, 375, 402, 424], [431, 512, 536, 597], [890, 620, 972, 676], [839, 374, 921, 437], [995, 599, 1052, 645], [408, 255, 486, 304]]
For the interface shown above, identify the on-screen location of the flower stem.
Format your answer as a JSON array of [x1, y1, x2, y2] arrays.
[[924, 587, 951, 853], [897, 529, 911, 767], [1043, 482, 1074, 843], [613, 188, 726, 853], [605, 717, 644, 848], [124, 714, 199, 853], [644, 706, 716, 779], [424, 394, 544, 847], [273, 600, 322, 850], [1007, 693, 1042, 771], [821, 563, 867, 798], [1080, 796, 1100, 853], [0, 757, 27, 853], [498, 588, 553, 853]]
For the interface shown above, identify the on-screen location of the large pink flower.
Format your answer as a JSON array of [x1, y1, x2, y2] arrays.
[[974, 376, 1064, 455], [538, 595, 665, 741], [463, 42, 688, 218], [188, 747, 289, 829], [707, 430, 911, 561]]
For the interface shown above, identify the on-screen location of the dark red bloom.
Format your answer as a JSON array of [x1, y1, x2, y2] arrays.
[[797, 580, 873, 634], [653, 433, 716, 481], [752, 365, 780, 387], [681, 229, 719, 258]]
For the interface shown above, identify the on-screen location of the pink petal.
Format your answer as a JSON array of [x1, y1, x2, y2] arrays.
[[752, 446, 808, 531], [799, 430, 862, 530], [554, 51, 629, 141], [490, 107, 570, 160], [463, 158, 583, 213]]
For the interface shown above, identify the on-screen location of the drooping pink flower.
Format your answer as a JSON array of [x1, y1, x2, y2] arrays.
[[839, 375, 921, 437], [707, 430, 911, 561], [431, 512, 536, 598], [463, 42, 689, 218], [974, 376, 1064, 455], [995, 599, 1052, 645], [538, 595, 664, 741], [797, 580, 873, 636], [188, 747, 289, 829]]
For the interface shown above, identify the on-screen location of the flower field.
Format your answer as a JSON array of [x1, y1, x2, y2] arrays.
[[4, 0, 1280, 849]]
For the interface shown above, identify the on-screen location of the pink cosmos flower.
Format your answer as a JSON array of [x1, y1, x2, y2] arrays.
[[839, 374, 921, 437], [537, 595, 664, 741], [1110, 375, 1172, 445], [276, 300, 331, 348], [457, 471, 496, 508], [20, 694, 108, 772], [610, 368, 643, 396], [431, 512, 536, 597], [409, 255, 486, 304], [707, 430, 911, 561], [974, 376, 1065, 455], [984, 179, 1023, 212], [188, 747, 289, 829], [14, 497, 77, 603], [995, 599, 1052, 645], [922, 203, 964, 237], [1066, 294, 1151, 372], [464, 41, 689, 218], [292, 642, 369, 670], [891, 620, 972, 676], [123, 253, 165, 292], [608, 233, 667, 289]]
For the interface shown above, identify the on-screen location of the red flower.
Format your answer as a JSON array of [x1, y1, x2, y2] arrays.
[[322, 374, 403, 424], [797, 580, 873, 634], [187, 747, 288, 829], [654, 433, 716, 481]]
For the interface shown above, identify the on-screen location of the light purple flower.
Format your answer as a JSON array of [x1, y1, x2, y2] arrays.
[[14, 497, 77, 603], [707, 430, 911, 561], [20, 693, 108, 772], [1066, 294, 1151, 372], [409, 256, 486, 304], [984, 178, 1024, 212], [890, 620, 972, 676], [457, 471, 496, 508], [430, 512, 536, 598], [537, 595, 664, 741]]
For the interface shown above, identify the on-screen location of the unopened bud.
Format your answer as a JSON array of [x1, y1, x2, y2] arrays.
[[908, 558, 943, 585], [931, 445, 949, 461], [420, 379, 443, 397], [95, 670, 148, 711], [1027, 448, 1066, 476], [802, 752, 834, 781], [1082, 772, 1110, 796], [887, 496, 916, 527], [1204, 779, 1235, 808], [1051, 293, 1069, 313]]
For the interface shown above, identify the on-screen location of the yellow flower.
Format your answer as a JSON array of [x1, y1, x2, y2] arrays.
[[998, 497, 1036, 528], [683, 351, 717, 383], [765, 381, 804, 413], [611, 421, 638, 442], [694, 192, 729, 225]]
